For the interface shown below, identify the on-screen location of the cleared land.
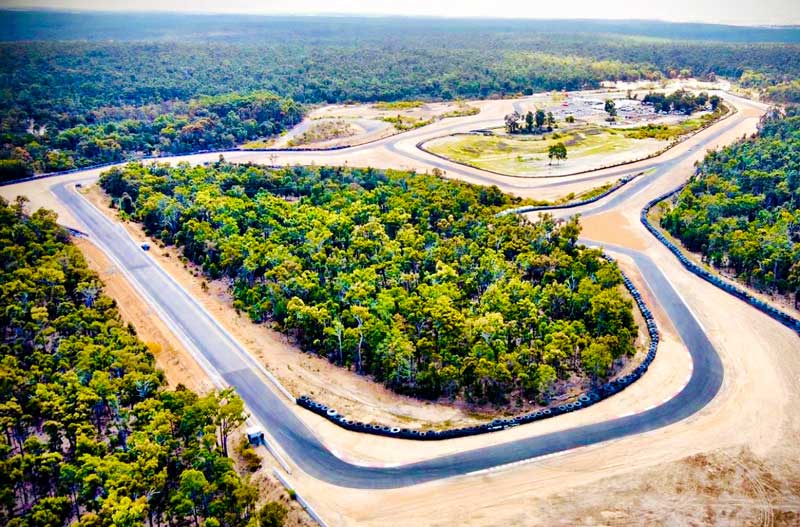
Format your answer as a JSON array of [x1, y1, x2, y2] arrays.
[[424, 100, 725, 178], [426, 126, 664, 176], [266, 100, 482, 148]]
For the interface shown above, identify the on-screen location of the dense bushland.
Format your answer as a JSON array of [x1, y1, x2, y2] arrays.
[[0, 197, 286, 527], [101, 162, 637, 403], [661, 107, 800, 306], [1, 90, 300, 175], [3, 15, 800, 175]]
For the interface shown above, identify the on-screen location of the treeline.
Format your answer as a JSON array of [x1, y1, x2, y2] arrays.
[[3, 21, 800, 175], [765, 80, 800, 104], [0, 197, 287, 526], [5, 18, 800, 175], [1, 91, 301, 176], [642, 89, 720, 114], [661, 107, 800, 306], [4, 13, 800, 44], [100, 162, 637, 403]]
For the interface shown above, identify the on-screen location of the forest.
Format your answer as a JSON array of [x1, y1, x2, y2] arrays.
[[0, 197, 287, 526], [3, 14, 800, 175], [661, 107, 800, 307], [0, 90, 301, 177], [100, 162, 638, 403]]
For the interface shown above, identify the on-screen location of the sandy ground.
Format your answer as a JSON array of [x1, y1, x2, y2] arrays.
[[227, 428, 317, 527], [290, 93, 800, 524], [4, 85, 799, 526], [308, 100, 478, 122], [269, 118, 390, 150], [579, 211, 649, 251], [78, 186, 494, 429], [59, 239, 800, 527], [267, 100, 483, 149], [75, 221, 319, 527], [648, 206, 800, 321], [267, 89, 800, 526], [44, 183, 695, 471]]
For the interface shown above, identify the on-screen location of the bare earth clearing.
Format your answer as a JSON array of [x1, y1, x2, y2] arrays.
[[262, 100, 481, 149]]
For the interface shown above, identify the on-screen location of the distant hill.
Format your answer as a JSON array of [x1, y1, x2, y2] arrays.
[[1, 10, 799, 43]]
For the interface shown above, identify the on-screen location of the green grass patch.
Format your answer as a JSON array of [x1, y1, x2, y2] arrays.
[[240, 138, 276, 149], [382, 115, 434, 131], [622, 105, 729, 140], [373, 100, 424, 110], [427, 125, 657, 175], [553, 182, 615, 205], [440, 102, 480, 118]]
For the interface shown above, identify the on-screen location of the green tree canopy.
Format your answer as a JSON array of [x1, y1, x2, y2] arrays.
[[101, 162, 638, 404]]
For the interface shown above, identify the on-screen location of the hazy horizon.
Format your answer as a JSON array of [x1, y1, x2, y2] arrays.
[[3, 0, 800, 26]]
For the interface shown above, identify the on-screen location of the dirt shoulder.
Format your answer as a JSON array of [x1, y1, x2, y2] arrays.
[[74, 236, 212, 394]]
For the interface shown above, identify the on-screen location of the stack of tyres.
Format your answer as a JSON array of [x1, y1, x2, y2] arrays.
[[641, 187, 800, 336], [295, 253, 661, 440]]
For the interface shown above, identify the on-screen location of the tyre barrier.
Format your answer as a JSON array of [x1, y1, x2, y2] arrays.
[[297, 254, 661, 440], [496, 173, 640, 217], [641, 188, 800, 336]]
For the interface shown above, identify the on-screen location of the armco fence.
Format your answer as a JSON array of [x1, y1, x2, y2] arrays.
[[497, 173, 641, 217], [641, 188, 800, 335], [296, 254, 660, 440]]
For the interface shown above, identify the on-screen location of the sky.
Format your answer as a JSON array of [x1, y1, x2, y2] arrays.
[[5, 0, 800, 26]]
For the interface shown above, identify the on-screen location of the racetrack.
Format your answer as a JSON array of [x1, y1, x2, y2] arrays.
[[3, 90, 797, 500]]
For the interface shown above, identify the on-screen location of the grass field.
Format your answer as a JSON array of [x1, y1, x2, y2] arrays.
[[425, 126, 663, 176], [622, 106, 728, 140]]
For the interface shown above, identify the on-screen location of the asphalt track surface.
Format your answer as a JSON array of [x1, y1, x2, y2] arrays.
[[47, 96, 753, 489]]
